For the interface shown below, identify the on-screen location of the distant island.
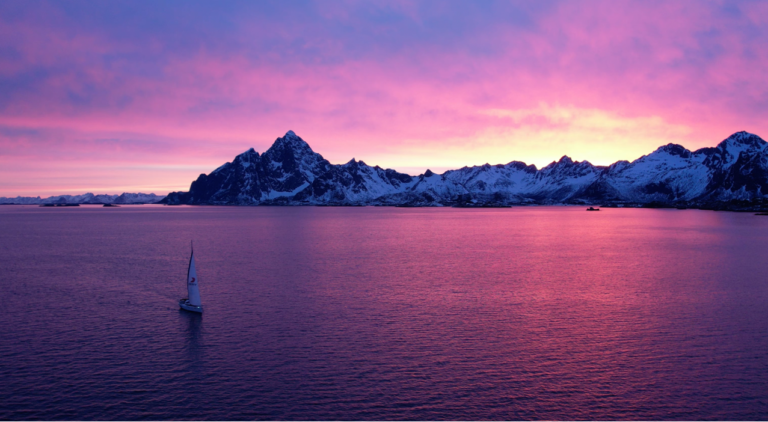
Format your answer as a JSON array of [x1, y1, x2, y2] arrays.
[[0, 192, 162, 205], [160, 130, 768, 211]]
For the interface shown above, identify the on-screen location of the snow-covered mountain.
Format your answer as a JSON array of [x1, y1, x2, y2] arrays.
[[164, 131, 414, 205], [162, 130, 768, 208], [0, 192, 162, 204]]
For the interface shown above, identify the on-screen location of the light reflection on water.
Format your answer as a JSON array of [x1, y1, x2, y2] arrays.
[[0, 205, 767, 420]]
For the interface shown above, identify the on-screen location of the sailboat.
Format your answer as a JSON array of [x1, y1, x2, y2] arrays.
[[179, 244, 203, 313]]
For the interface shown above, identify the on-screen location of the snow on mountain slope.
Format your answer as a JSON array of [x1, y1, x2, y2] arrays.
[[605, 144, 711, 202], [166, 131, 415, 205], [405, 157, 601, 204], [294, 158, 415, 204], [162, 130, 768, 206], [698, 132, 768, 200], [112, 193, 164, 204]]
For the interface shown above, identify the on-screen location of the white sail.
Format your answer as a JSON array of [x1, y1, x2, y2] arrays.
[[187, 249, 202, 306]]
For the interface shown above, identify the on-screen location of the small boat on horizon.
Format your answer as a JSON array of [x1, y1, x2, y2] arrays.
[[179, 244, 203, 314], [586, 207, 600, 211]]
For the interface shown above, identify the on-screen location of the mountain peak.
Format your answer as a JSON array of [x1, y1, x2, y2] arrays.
[[279, 130, 305, 143], [653, 143, 691, 158], [719, 131, 765, 148], [270, 130, 314, 153], [232, 147, 259, 164]]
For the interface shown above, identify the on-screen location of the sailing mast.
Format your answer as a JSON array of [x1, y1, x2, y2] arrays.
[[186, 242, 202, 307]]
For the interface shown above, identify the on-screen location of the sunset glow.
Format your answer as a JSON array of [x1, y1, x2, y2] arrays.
[[2, 0, 767, 196]]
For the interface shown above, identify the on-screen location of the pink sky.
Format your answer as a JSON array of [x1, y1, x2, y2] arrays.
[[1, 0, 767, 197]]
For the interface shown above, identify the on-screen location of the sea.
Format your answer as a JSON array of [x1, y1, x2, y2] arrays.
[[1, 205, 767, 420]]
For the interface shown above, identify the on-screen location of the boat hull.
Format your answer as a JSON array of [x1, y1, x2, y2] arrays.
[[179, 299, 203, 313]]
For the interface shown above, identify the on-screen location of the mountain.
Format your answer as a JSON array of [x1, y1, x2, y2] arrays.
[[162, 130, 768, 209], [0, 192, 163, 205], [164, 131, 414, 205]]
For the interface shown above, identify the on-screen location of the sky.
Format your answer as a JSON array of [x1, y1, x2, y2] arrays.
[[1, 0, 767, 197]]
